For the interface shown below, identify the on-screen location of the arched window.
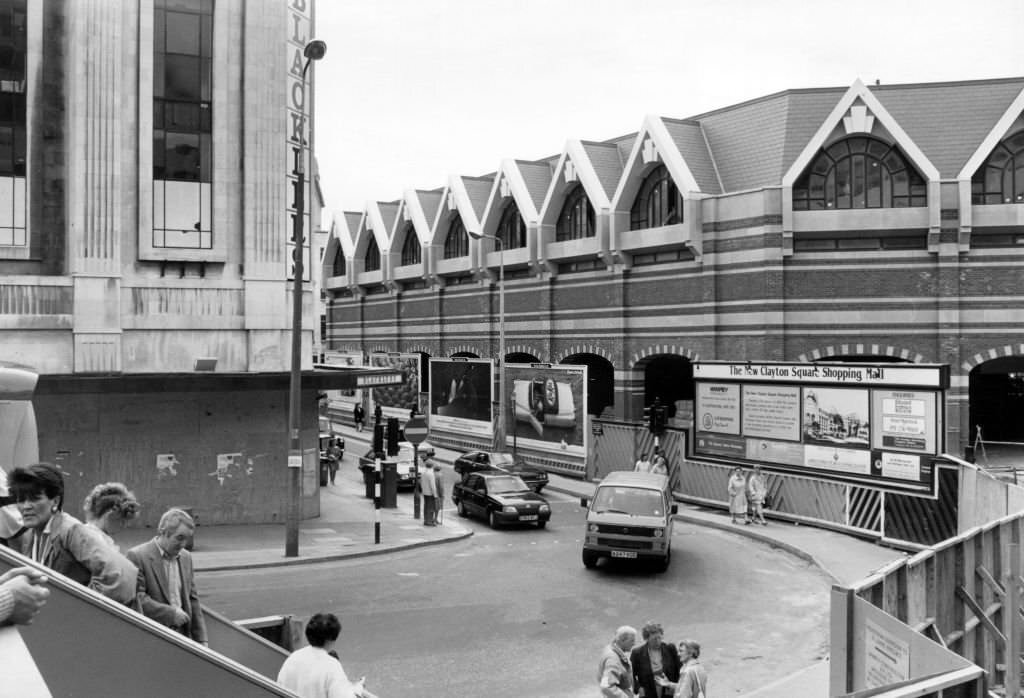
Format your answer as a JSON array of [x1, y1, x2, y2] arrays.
[[443, 215, 469, 259], [556, 185, 595, 241], [497, 201, 527, 249], [972, 130, 1024, 205], [400, 224, 421, 265], [331, 247, 345, 277], [630, 164, 684, 230], [792, 137, 927, 210], [364, 236, 380, 272]]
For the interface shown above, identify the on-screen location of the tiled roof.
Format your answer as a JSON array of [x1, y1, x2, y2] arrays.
[[343, 212, 362, 236], [580, 141, 625, 200], [416, 189, 444, 228], [515, 160, 555, 212], [874, 78, 1024, 176], [460, 176, 494, 220], [377, 201, 400, 237], [662, 118, 721, 195]]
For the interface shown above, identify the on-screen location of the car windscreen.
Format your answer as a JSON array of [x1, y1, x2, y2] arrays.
[[487, 475, 530, 494], [591, 486, 665, 517], [490, 452, 515, 467]]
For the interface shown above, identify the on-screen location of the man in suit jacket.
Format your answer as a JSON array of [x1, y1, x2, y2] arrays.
[[126, 507, 207, 645], [630, 621, 680, 698]]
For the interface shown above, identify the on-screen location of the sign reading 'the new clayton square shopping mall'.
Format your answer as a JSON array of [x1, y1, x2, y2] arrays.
[[692, 362, 951, 496]]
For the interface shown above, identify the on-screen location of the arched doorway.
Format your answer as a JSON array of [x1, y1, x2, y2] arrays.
[[561, 353, 614, 417], [970, 357, 1024, 444], [818, 355, 911, 364], [642, 355, 694, 418], [506, 352, 540, 364], [450, 351, 479, 358]]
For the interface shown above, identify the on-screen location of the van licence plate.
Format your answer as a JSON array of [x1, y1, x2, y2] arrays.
[[519, 515, 538, 521], [611, 550, 638, 559]]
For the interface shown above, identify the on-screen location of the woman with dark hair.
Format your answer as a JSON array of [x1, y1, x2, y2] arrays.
[[9, 464, 138, 605], [83, 482, 140, 545]]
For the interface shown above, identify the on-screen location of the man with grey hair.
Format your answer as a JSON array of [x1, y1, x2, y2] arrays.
[[127, 507, 207, 645], [597, 624, 636, 697]]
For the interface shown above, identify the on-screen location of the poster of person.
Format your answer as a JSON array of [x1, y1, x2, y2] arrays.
[[428, 358, 493, 436], [369, 352, 421, 419], [802, 387, 870, 447], [505, 364, 586, 457]]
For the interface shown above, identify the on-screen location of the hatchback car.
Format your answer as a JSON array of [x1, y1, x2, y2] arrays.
[[452, 472, 551, 529], [453, 451, 549, 493]]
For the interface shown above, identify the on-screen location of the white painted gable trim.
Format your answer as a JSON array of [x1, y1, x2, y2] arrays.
[[363, 201, 394, 254], [331, 211, 356, 258], [956, 85, 1024, 180], [400, 189, 433, 245], [610, 114, 701, 211], [430, 175, 484, 241], [480, 159, 541, 234], [539, 140, 612, 225]]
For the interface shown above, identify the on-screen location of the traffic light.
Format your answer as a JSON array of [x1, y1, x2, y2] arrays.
[[386, 417, 400, 456], [654, 404, 667, 433], [643, 404, 655, 433], [372, 423, 384, 453]]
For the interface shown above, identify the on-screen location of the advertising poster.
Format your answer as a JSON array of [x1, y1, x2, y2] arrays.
[[802, 387, 869, 446], [745, 439, 804, 467], [322, 351, 364, 402], [696, 383, 741, 435], [742, 385, 800, 441], [428, 358, 494, 436], [369, 353, 421, 418], [505, 364, 587, 458], [871, 390, 936, 454], [804, 444, 872, 475]]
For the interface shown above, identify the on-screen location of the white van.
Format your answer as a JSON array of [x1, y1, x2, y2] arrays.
[[580, 471, 677, 572]]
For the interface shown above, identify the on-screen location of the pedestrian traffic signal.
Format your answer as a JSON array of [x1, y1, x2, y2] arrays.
[[643, 404, 654, 433], [372, 423, 384, 453], [386, 417, 400, 456]]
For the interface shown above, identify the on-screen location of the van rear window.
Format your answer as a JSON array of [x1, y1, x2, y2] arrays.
[[592, 487, 664, 516]]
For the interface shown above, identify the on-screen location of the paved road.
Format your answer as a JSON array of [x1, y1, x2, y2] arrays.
[[200, 491, 832, 697]]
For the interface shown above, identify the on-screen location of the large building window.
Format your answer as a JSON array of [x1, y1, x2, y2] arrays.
[[443, 215, 469, 259], [556, 185, 595, 241], [365, 236, 380, 272], [153, 0, 213, 250], [496, 201, 526, 249], [972, 130, 1024, 205], [792, 137, 926, 210], [0, 0, 25, 248], [630, 165, 683, 230], [400, 224, 421, 265]]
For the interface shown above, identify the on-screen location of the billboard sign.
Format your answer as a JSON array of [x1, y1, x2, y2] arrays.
[[428, 358, 494, 437], [369, 353, 421, 419], [322, 351, 364, 401], [692, 362, 948, 495], [505, 363, 587, 458]]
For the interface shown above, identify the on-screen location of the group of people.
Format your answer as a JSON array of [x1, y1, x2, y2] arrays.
[[599, 622, 708, 697], [419, 455, 444, 526], [634, 450, 669, 475], [727, 464, 768, 526], [0, 462, 207, 644]]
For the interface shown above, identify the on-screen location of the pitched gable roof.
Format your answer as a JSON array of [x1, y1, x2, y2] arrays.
[[662, 118, 721, 194], [580, 140, 626, 200], [460, 175, 494, 221], [515, 160, 555, 212]]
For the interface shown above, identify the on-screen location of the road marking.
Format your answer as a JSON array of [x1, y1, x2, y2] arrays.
[[303, 528, 337, 534], [396, 572, 420, 577]]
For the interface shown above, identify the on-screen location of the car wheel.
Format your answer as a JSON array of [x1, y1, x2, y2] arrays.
[[537, 520, 547, 530], [457, 500, 467, 518], [656, 548, 671, 573], [488, 511, 499, 529], [582, 550, 598, 569], [534, 485, 545, 494]]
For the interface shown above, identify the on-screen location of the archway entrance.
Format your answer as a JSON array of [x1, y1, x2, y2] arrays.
[[970, 357, 1024, 446], [507, 352, 540, 364], [561, 353, 614, 417], [642, 355, 694, 418]]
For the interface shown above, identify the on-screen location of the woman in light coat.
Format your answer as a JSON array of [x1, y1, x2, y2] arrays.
[[727, 467, 747, 524]]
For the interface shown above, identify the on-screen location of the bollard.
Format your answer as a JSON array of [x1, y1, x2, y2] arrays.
[[373, 457, 382, 544]]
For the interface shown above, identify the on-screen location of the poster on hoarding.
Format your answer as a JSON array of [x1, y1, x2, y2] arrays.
[[742, 384, 800, 441], [871, 390, 937, 454], [369, 353, 421, 418], [428, 358, 494, 436], [322, 351, 364, 401], [802, 387, 869, 446], [696, 383, 741, 435], [505, 364, 587, 458]]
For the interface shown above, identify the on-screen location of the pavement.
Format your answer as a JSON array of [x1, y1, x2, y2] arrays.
[[116, 423, 912, 696]]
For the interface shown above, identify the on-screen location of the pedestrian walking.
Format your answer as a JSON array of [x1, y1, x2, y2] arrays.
[[277, 612, 376, 698], [746, 465, 768, 525], [650, 451, 668, 476], [127, 507, 208, 645], [327, 438, 344, 485], [420, 455, 437, 526], [433, 462, 444, 525], [727, 467, 748, 525], [83, 482, 140, 544], [598, 625, 637, 698], [631, 620, 681, 698], [634, 452, 651, 473], [353, 404, 365, 432]]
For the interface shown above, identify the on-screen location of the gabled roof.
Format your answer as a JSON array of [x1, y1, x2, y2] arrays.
[[429, 175, 488, 244], [515, 159, 555, 213], [480, 159, 546, 235], [332, 211, 357, 258], [611, 115, 704, 212], [661, 118, 721, 194], [540, 140, 616, 224], [580, 140, 626, 201], [958, 82, 1024, 180], [416, 189, 445, 232], [460, 175, 494, 221], [377, 201, 400, 242], [396, 189, 439, 245]]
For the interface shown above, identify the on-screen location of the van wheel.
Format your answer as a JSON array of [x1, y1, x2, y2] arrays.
[[582, 550, 598, 569], [656, 549, 671, 573]]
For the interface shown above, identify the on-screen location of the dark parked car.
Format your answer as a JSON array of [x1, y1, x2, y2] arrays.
[[452, 472, 551, 529], [453, 451, 549, 493]]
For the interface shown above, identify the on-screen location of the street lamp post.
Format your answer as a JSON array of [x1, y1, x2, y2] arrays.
[[469, 231, 505, 450], [286, 39, 326, 559]]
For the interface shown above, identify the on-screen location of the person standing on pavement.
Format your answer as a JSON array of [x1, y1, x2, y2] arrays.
[[746, 465, 768, 526], [126, 507, 208, 645], [667, 639, 707, 698], [631, 620, 681, 698], [353, 404, 365, 433], [727, 467, 748, 525], [277, 612, 376, 698], [432, 462, 444, 525], [420, 455, 437, 526], [598, 625, 636, 697]]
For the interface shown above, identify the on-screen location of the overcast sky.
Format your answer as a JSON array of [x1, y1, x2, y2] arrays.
[[312, 0, 1024, 221]]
